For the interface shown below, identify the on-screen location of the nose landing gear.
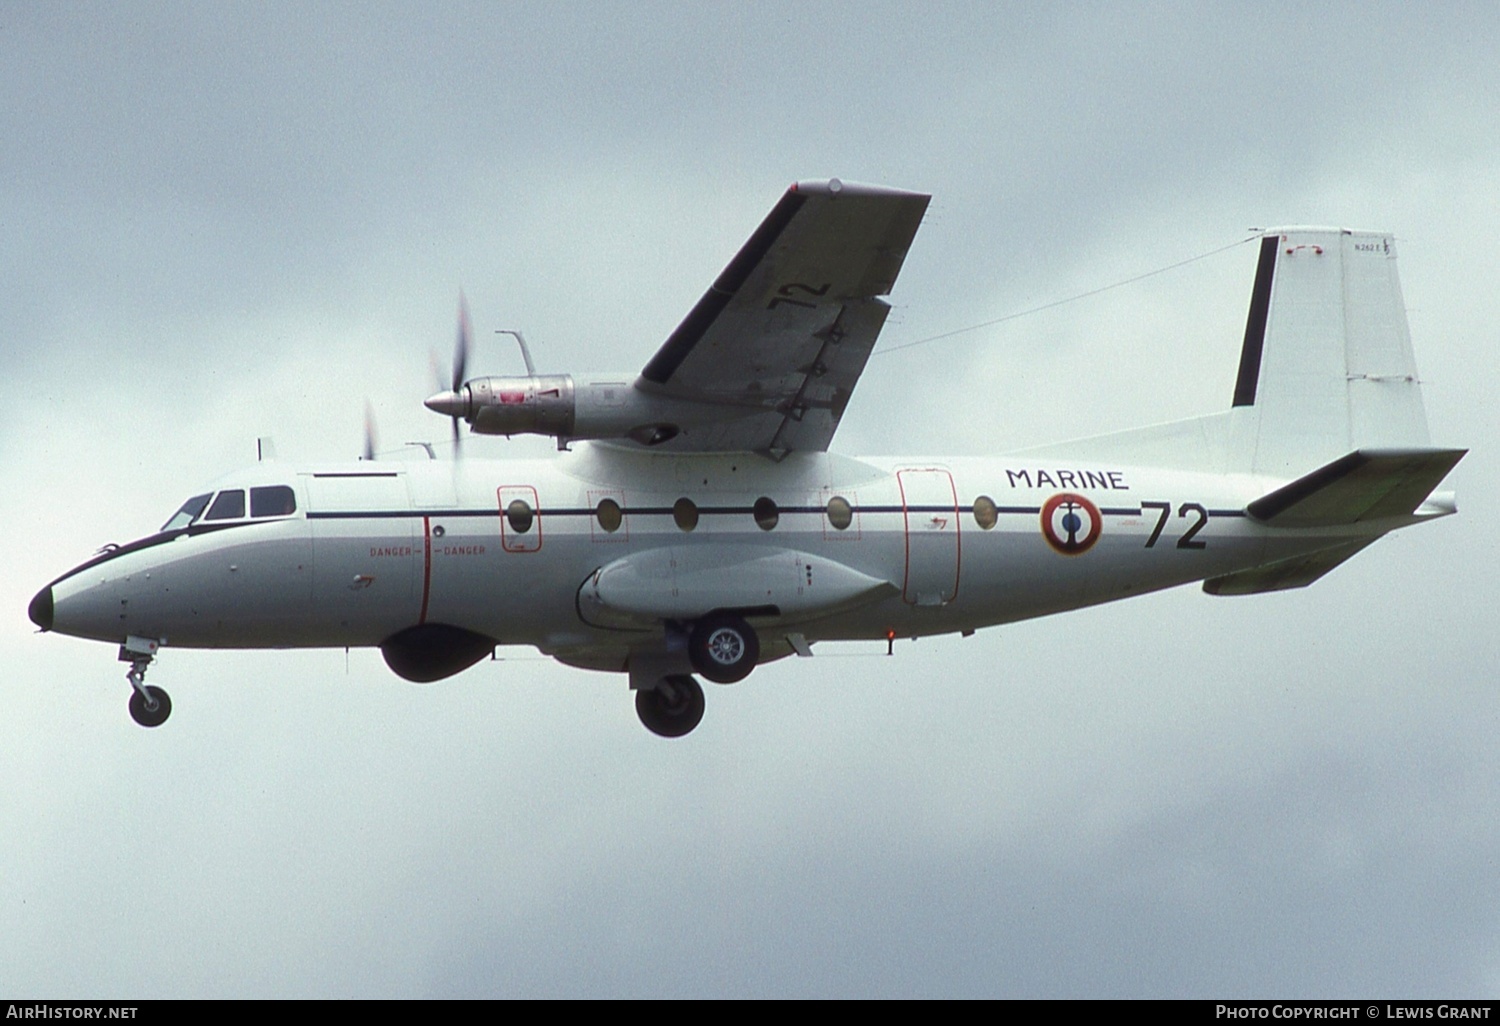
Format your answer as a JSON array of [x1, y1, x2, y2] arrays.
[[119, 635, 171, 728]]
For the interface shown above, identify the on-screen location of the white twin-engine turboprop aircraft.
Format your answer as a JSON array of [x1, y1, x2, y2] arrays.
[[30, 180, 1465, 737]]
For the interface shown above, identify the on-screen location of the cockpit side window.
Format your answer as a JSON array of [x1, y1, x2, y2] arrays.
[[161, 493, 212, 532], [250, 485, 297, 518], [204, 489, 246, 521]]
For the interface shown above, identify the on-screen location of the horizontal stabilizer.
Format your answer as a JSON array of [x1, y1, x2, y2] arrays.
[[1247, 448, 1466, 527], [1203, 540, 1375, 595]]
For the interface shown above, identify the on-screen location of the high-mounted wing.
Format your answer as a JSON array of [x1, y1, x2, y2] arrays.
[[635, 179, 930, 456]]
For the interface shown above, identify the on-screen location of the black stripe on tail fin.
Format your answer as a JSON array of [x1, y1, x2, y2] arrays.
[[1232, 235, 1279, 407]]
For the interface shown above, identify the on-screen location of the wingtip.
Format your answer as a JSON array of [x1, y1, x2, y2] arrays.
[[790, 178, 930, 200]]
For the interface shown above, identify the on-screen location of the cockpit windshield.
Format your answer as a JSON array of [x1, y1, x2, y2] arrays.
[[161, 493, 212, 532], [162, 483, 297, 528], [160, 485, 298, 532], [204, 489, 246, 521]]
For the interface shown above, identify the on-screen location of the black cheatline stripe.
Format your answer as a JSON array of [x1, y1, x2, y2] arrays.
[[186, 520, 278, 536], [309, 502, 1190, 522], [640, 189, 808, 385], [309, 510, 434, 520], [859, 504, 938, 514], [46, 532, 182, 586], [312, 471, 400, 478], [43, 518, 274, 588], [50, 496, 1195, 586], [1232, 235, 1279, 407]]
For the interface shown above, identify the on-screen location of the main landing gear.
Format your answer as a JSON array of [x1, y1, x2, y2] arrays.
[[632, 613, 761, 738], [635, 674, 705, 738], [120, 636, 171, 728]]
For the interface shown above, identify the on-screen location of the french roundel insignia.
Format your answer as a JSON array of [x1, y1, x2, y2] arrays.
[[1040, 492, 1102, 555]]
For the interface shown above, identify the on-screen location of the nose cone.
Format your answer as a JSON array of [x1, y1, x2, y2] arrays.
[[424, 390, 467, 418], [28, 586, 53, 631]]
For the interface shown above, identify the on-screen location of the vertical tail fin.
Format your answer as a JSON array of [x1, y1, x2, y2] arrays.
[[1230, 228, 1431, 476]]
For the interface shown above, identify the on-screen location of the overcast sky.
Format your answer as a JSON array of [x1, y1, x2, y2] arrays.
[[3, 1, 1497, 998]]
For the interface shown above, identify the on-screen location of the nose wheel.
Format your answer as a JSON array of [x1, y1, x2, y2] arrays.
[[635, 674, 705, 738], [120, 637, 171, 728], [127, 682, 172, 728]]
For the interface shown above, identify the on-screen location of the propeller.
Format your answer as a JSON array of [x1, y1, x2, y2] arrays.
[[425, 291, 473, 457]]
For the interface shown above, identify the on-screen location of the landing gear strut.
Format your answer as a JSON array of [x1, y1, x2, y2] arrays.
[[635, 674, 704, 738], [120, 636, 171, 728]]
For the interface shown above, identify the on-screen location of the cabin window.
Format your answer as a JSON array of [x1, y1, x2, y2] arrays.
[[973, 495, 998, 530], [673, 497, 698, 532], [596, 498, 623, 533], [753, 497, 779, 531], [250, 485, 297, 518], [161, 493, 212, 532], [506, 499, 535, 534], [826, 495, 853, 531], [204, 489, 246, 521]]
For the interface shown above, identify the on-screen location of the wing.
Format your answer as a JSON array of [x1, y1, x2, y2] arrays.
[[635, 179, 930, 456]]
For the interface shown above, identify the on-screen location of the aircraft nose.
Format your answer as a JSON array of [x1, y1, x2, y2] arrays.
[[28, 585, 54, 631]]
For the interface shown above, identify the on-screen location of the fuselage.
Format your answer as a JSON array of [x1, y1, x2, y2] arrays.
[[33, 442, 1393, 675]]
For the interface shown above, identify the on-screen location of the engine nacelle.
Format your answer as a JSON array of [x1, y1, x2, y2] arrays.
[[427, 375, 691, 447], [468, 374, 578, 437]]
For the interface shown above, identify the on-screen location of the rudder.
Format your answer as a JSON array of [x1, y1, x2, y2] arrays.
[[1229, 228, 1431, 477]]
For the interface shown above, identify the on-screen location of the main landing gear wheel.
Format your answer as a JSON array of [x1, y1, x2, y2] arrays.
[[688, 613, 760, 684], [128, 685, 172, 728], [635, 674, 705, 738]]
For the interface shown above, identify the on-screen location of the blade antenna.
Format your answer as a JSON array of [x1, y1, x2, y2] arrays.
[[496, 329, 536, 376]]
